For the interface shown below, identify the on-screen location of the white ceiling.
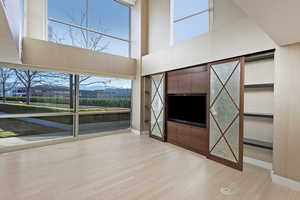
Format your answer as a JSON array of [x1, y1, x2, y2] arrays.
[[232, 0, 300, 46]]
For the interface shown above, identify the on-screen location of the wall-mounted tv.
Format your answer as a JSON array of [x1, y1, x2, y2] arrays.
[[167, 94, 207, 127]]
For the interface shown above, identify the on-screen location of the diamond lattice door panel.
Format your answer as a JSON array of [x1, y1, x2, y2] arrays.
[[150, 73, 165, 140], [209, 58, 244, 170]]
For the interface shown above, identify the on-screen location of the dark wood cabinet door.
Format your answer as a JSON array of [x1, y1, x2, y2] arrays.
[[189, 126, 208, 154], [167, 71, 178, 94], [176, 123, 191, 148], [177, 69, 192, 93], [191, 66, 209, 93], [167, 121, 208, 156], [167, 66, 208, 94], [167, 121, 177, 144]]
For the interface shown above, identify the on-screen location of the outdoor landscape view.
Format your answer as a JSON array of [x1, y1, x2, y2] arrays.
[[0, 66, 131, 142], [0, 0, 131, 146]]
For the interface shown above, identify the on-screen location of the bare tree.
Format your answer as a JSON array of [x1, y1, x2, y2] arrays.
[[14, 70, 41, 105], [0, 68, 18, 103], [48, 3, 111, 108]]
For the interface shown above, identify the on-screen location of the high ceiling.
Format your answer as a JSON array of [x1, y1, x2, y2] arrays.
[[232, 0, 300, 46], [0, 0, 21, 63]]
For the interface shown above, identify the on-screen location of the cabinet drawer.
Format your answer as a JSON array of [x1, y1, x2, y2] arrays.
[[167, 121, 208, 156], [177, 123, 190, 147], [189, 126, 208, 153], [167, 121, 177, 141]]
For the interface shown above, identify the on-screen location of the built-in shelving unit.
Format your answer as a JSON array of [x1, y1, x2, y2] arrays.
[[244, 50, 275, 152], [244, 82, 274, 118]]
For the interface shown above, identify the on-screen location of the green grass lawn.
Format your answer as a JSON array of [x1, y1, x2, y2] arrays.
[[0, 103, 68, 113], [38, 113, 130, 125], [0, 103, 130, 138], [0, 118, 65, 138], [0, 102, 129, 113]]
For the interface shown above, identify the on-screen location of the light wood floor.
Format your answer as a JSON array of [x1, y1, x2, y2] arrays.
[[0, 132, 299, 200]]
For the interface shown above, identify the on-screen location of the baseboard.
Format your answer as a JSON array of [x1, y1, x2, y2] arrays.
[[131, 129, 149, 135], [243, 156, 272, 170], [131, 129, 140, 135], [142, 131, 149, 135], [271, 170, 300, 191]]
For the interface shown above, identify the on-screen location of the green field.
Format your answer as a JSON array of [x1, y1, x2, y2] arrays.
[[0, 96, 131, 108], [0, 100, 130, 138], [0, 118, 64, 138]]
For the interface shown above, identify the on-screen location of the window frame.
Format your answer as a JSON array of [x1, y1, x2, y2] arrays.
[[170, 0, 213, 45], [47, 0, 132, 57], [0, 64, 132, 145]]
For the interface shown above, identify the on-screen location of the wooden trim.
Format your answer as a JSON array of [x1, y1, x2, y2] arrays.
[[207, 154, 242, 170], [207, 63, 211, 158], [239, 56, 245, 171], [149, 134, 165, 142], [164, 72, 168, 142]]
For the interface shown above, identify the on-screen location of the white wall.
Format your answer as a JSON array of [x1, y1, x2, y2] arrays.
[[232, 0, 300, 45], [24, 0, 47, 40], [273, 43, 300, 182], [22, 38, 137, 79], [148, 0, 170, 53], [130, 0, 149, 133], [142, 0, 276, 76]]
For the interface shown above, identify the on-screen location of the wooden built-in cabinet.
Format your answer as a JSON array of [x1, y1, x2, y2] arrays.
[[167, 65, 208, 94], [166, 65, 209, 156], [167, 121, 208, 155]]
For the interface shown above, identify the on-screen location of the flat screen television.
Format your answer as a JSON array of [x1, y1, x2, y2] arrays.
[[167, 94, 207, 127]]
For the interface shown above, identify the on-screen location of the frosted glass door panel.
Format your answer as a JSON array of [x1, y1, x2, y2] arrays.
[[150, 74, 165, 139], [209, 58, 243, 170]]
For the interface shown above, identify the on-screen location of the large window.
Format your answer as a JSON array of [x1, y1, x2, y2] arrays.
[[0, 65, 132, 148], [0, 66, 74, 144], [78, 75, 131, 135], [172, 0, 210, 44], [48, 0, 130, 57]]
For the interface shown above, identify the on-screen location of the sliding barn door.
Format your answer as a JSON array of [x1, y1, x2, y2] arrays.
[[149, 73, 165, 141], [208, 58, 244, 170]]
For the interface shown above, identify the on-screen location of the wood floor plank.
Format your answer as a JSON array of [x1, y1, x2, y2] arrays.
[[0, 133, 299, 200]]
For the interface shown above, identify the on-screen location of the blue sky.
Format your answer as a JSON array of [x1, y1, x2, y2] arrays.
[[173, 0, 209, 43], [174, 0, 208, 20], [45, 0, 209, 87], [80, 76, 132, 90], [47, 0, 131, 89], [48, 0, 130, 57], [1, 67, 131, 90]]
